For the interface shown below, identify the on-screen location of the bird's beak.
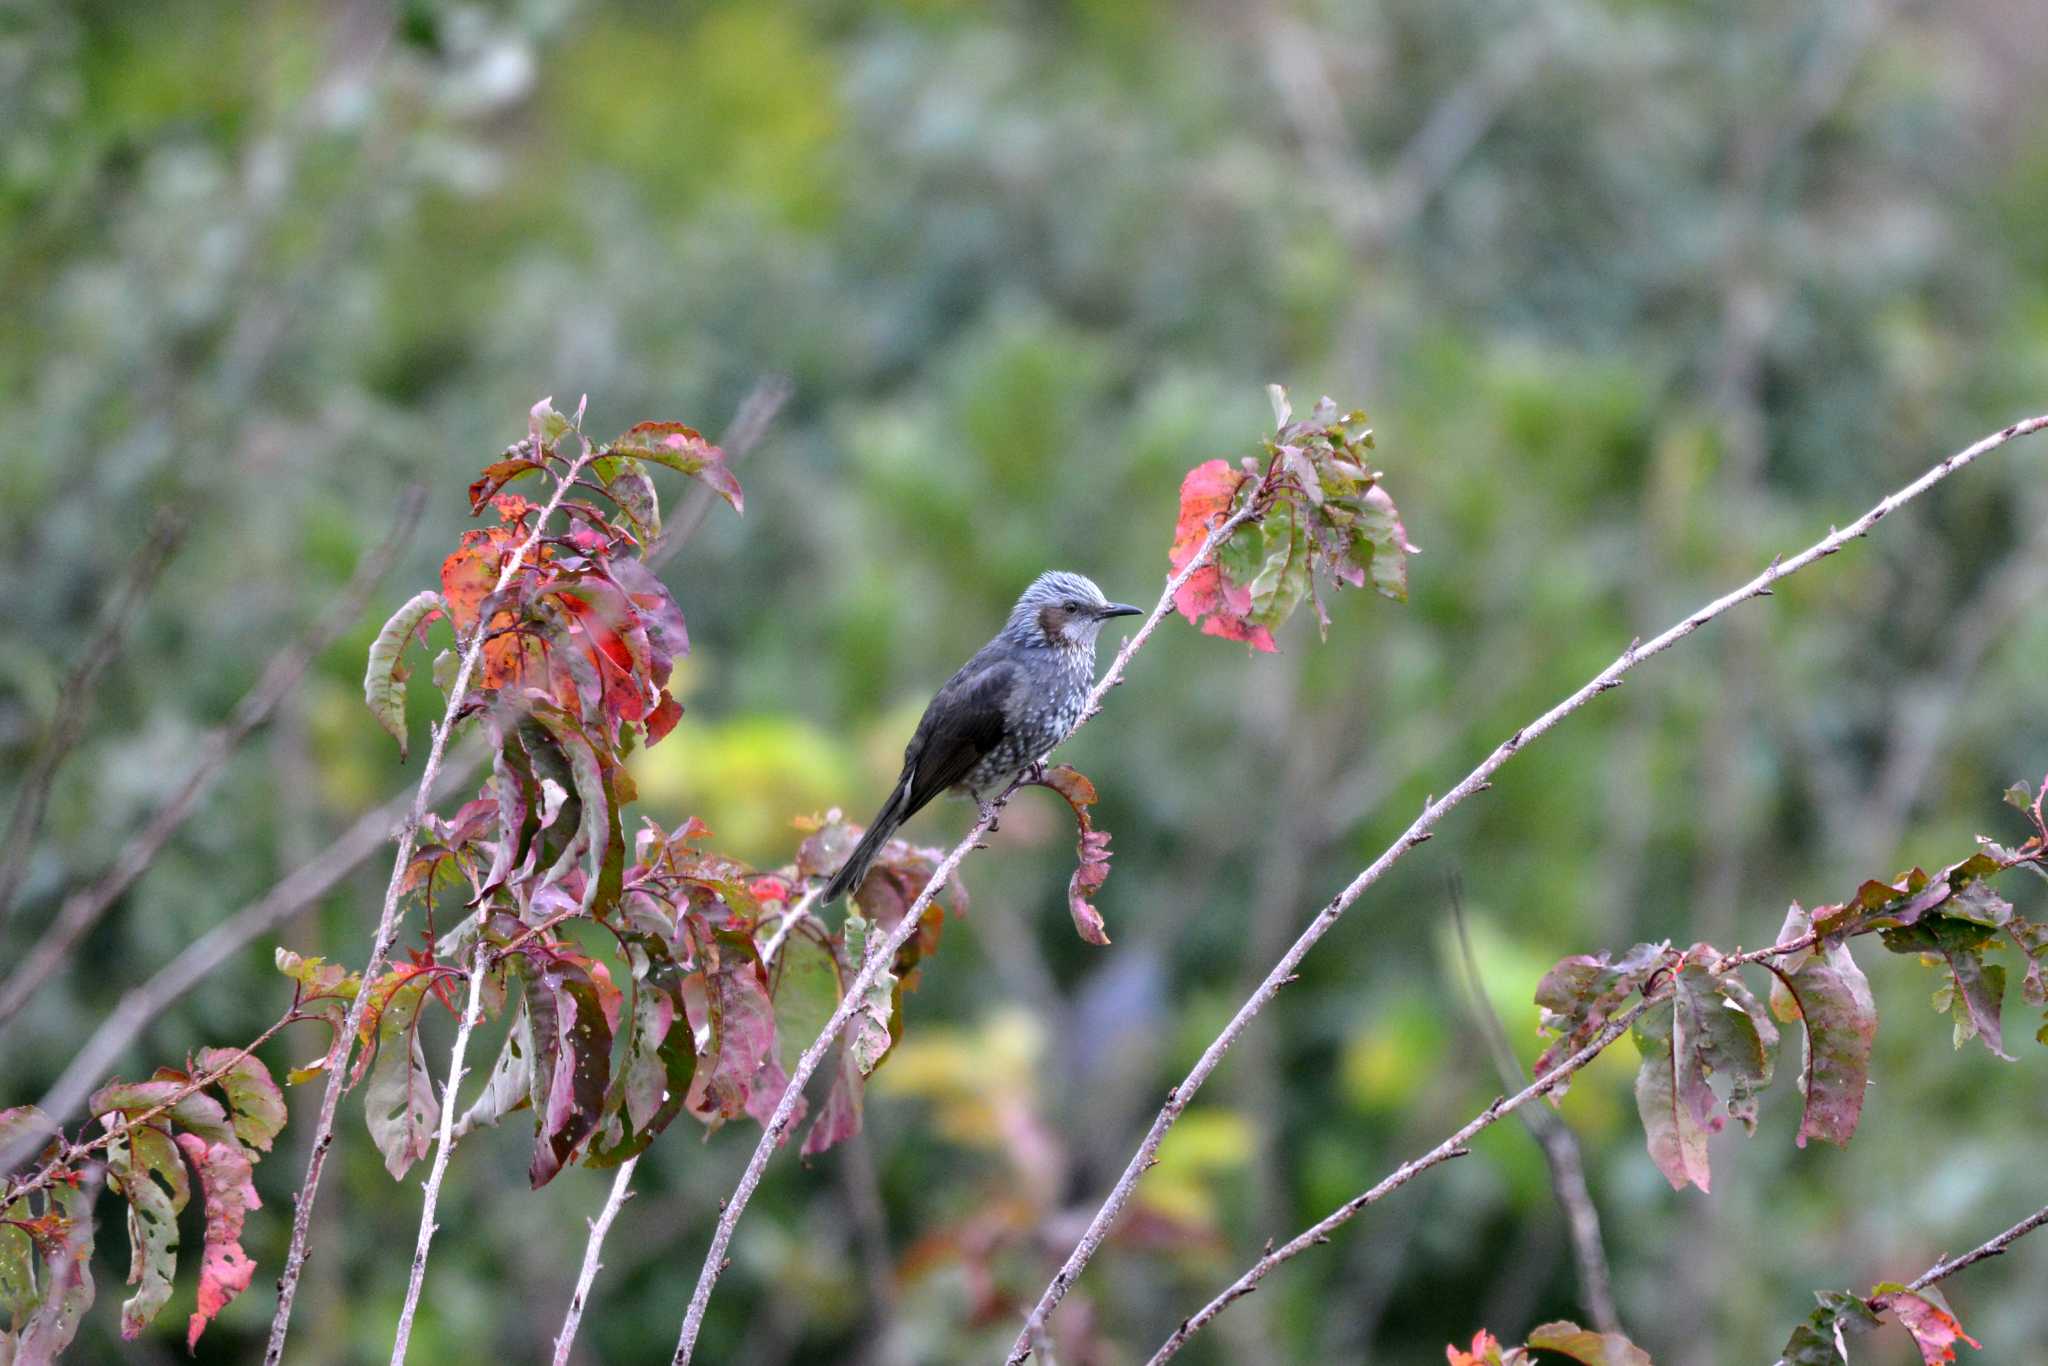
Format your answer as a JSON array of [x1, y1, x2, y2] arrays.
[[1099, 602, 1145, 619]]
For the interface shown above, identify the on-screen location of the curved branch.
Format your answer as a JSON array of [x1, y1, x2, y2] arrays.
[[669, 497, 1264, 1363], [1009, 413, 2048, 1359]]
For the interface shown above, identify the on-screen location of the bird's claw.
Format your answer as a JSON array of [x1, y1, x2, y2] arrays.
[[1024, 759, 1048, 785], [978, 797, 1002, 832]]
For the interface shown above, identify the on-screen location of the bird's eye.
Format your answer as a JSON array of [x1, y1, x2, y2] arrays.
[[1063, 599, 1082, 612]]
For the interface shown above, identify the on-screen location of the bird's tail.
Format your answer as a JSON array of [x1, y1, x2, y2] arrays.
[[821, 779, 911, 904]]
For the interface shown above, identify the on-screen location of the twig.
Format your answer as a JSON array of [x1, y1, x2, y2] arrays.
[[265, 432, 596, 1366], [1901, 1202, 2048, 1296], [1446, 875, 1621, 1337], [0, 508, 185, 927], [3, 1006, 300, 1207], [553, 1155, 641, 1366], [1008, 414, 2048, 1359], [390, 940, 490, 1364], [0, 486, 426, 1034], [757, 885, 824, 966], [669, 498, 1263, 1363]]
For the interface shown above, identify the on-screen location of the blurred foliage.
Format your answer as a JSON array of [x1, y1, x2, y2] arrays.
[[3, 0, 2048, 1361]]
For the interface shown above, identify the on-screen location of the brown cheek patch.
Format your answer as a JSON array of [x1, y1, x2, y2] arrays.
[[1038, 605, 1068, 641]]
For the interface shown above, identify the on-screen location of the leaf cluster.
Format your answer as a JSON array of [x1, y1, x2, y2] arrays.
[[1168, 387, 1415, 651]]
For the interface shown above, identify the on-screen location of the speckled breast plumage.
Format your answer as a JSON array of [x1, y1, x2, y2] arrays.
[[956, 643, 1095, 798]]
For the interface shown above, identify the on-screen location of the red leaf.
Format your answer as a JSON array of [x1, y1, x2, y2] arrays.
[[173, 1134, 261, 1350], [1025, 765, 1115, 945], [1889, 1288, 1981, 1364], [1168, 461, 1273, 650]]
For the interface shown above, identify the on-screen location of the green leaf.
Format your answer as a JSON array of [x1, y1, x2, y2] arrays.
[[1247, 500, 1311, 630], [1, 1170, 95, 1361], [530, 396, 572, 448], [192, 1049, 287, 1153], [453, 997, 535, 1141], [107, 1123, 188, 1340], [362, 590, 446, 760], [361, 969, 441, 1180], [1780, 1290, 1882, 1365], [842, 914, 898, 1078], [1523, 1321, 1653, 1365]]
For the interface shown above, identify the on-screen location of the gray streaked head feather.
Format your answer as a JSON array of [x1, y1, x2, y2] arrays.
[[1001, 571, 1115, 649]]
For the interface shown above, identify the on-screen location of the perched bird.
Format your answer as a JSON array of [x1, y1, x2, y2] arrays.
[[821, 570, 1143, 903]]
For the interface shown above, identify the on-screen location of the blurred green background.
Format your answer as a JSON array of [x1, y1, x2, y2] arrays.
[[5, 0, 2048, 1361]]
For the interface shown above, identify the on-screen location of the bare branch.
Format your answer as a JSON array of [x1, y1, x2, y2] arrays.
[[0, 485, 426, 1034], [1446, 875, 1621, 1337], [1902, 1203, 2048, 1297], [265, 437, 595, 1366], [390, 942, 491, 1364], [670, 497, 1264, 1364], [1008, 414, 2048, 1360], [0, 508, 185, 927], [554, 1156, 641, 1366]]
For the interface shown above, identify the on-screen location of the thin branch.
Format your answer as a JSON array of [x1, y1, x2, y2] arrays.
[[3, 1004, 300, 1207], [266, 433, 596, 1366], [1446, 875, 1621, 1337], [0, 485, 426, 1034], [1764, 1201, 2048, 1365], [0, 508, 185, 927], [1145, 993, 1660, 1365], [1902, 1202, 2048, 1296], [669, 497, 1264, 1364], [1008, 413, 2048, 1360], [554, 1155, 641, 1366], [390, 940, 490, 1364]]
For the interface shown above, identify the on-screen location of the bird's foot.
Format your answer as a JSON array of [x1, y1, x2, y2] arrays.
[[977, 797, 1002, 832], [1023, 759, 1049, 785]]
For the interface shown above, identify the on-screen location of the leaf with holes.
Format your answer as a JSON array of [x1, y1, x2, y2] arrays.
[[191, 1048, 286, 1153], [361, 967, 442, 1179], [105, 1122, 188, 1339], [521, 948, 619, 1187], [173, 1133, 260, 1350]]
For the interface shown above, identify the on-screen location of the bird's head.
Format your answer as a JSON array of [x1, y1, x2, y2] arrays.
[[1005, 570, 1143, 651]]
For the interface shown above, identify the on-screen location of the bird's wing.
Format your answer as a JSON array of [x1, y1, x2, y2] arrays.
[[899, 656, 1018, 817]]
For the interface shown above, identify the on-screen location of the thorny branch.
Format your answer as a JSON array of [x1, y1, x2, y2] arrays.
[[1008, 414, 2048, 1360], [0, 486, 426, 1034], [669, 495, 1265, 1364]]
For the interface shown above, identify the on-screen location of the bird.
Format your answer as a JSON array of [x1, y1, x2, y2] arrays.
[[821, 570, 1143, 904]]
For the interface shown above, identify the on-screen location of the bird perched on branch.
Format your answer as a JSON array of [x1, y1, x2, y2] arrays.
[[822, 570, 1142, 904]]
